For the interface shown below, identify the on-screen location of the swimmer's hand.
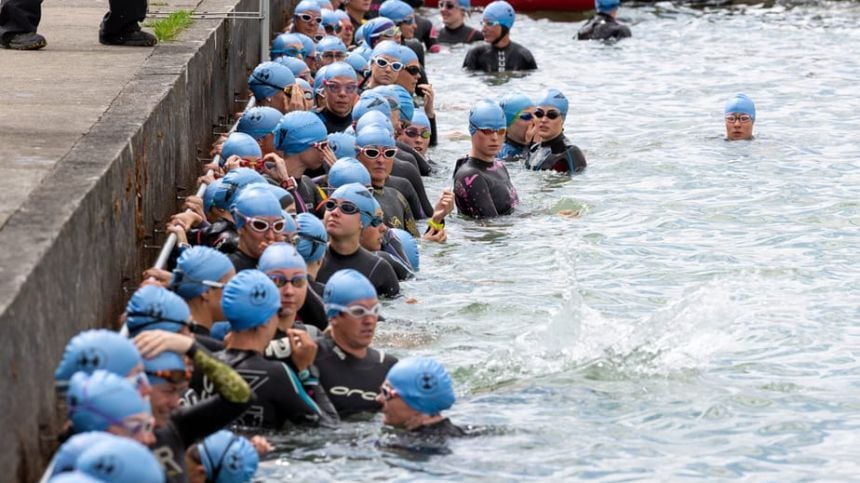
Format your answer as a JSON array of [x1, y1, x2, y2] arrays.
[[320, 143, 337, 168], [287, 329, 318, 372], [182, 195, 206, 222], [250, 435, 274, 456], [418, 84, 435, 118], [422, 227, 447, 243], [141, 268, 172, 287], [261, 152, 290, 183], [134, 330, 194, 359], [433, 189, 455, 219]]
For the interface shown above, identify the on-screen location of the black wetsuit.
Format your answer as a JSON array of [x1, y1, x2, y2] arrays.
[[499, 139, 530, 163], [376, 250, 413, 281], [371, 185, 419, 237], [437, 24, 483, 44], [453, 156, 518, 218], [317, 108, 354, 134], [386, 175, 425, 220], [378, 418, 466, 455], [202, 349, 324, 429], [398, 140, 433, 177], [188, 219, 239, 254], [524, 134, 587, 174], [391, 158, 433, 220], [463, 40, 537, 72], [309, 274, 326, 297], [317, 246, 401, 297], [314, 336, 398, 417], [189, 325, 225, 352], [227, 249, 258, 272], [577, 13, 632, 41], [414, 16, 439, 53], [265, 174, 326, 215]]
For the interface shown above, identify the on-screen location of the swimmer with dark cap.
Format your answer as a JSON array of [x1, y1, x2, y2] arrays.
[[724, 94, 756, 141]]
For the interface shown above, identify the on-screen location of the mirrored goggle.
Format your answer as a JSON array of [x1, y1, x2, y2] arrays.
[[534, 109, 561, 120], [362, 147, 398, 159], [297, 13, 322, 24], [328, 302, 382, 318], [269, 273, 309, 288], [404, 128, 431, 139], [473, 126, 506, 136], [725, 114, 752, 123], [373, 57, 404, 72], [371, 26, 401, 39]]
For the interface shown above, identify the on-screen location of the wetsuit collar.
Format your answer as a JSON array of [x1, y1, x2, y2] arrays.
[[540, 132, 567, 149]]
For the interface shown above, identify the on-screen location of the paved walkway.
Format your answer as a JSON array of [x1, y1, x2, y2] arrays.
[[0, 0, 185, 229]]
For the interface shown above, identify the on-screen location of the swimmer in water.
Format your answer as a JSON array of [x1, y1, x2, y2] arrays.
[[525, 89, 587, 174], [462, 1, 537, 73], [225, 188, 287, 272], [577, 0, 632, 42], [498, 92, 536, 163], [724, 93, 756, 141], [453, 99, 519, 218], [437, 0, 483, 45]]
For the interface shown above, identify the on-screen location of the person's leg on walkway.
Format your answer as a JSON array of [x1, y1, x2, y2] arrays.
[[0, 0, 46, 49], [99, 0, 155, 46]]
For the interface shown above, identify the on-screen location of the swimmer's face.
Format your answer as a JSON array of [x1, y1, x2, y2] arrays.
[[536, 106, 564, 140], [358, 144, 396, 186], [507, 106, 535, 144], [360, 212, 386, 251], [330, 297, 380, 350], [109, 412, 156, 446], [294, 12, 321, 37], [377, 381, 416, 427], [325, 75, 359, 117], [324, 197, 363, 237], [339, 21, 354, 45], [399, 18, 416, 39], [471, 127, 506, 160], [441, 3, 465, 28], [150, 381, 187, 428], [205, 269, 235, 321], [371, 55, 401, 86], [267, 267, 308, 317], [238, 215, 283, 258], [481, 21, 504, 43], [350, 0, 372, 12], [396, 60, 422, 94], [298, 143, 326, 170], [725, 112, 754, 141]]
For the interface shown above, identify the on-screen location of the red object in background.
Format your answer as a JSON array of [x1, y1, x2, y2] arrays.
[[423, 0, 594, 11]]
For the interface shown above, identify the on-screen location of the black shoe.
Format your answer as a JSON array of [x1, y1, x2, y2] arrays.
[[99, 29, 157, 47], [2, 32, 47, 50]]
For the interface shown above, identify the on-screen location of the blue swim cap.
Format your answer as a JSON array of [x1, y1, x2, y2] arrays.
[[355, 110, 394, 134], [172, 246, 234, 300], [483, 1, 515, 30], [380, 0, 414, 24], [316, 35, 347, 55], [499, 92, 535, 126], [352, 93, 393, 122], [387, 357, 455, 415], [356, 124, 397, 148], [595, 0, 620, 13], [295, 213, 328, 263], [259, 242, 307, 273], [295, 0, 321, 14], [237, 106, 283, 140], [321, 9, 340, 30], [328, 132, 358, 159], [390, 228, 419, 271], [203, 178, 223, 213], [468, 99, 506, 135], [457, 0, 471, 7], [354, 41, 373, 61], [271, 33, 305, 59], [76, 438, 163, 483], [219, 132, 262, 167], [329, 182, 379, 228], [371, 39, 402, 60], [126, 285, 191, 335], [230, 187, 283, 229], [398, 44, 418, 64], [239, 183, 294, 209], [323, 269, 378, 318], [248, 62, 296, 101], [222, 270, 280, 331], [324, 61, 358, 81], [329, 157, 371, 188], [538, 88, 569, 119], [314, 65, 330, 96], [48, 472, 103, 483], [213, 168, 266, 210], [725, 93, 756, 122], [296, 78, 314, 99], [67, 370, 148, 433], [55, 330, 142, 385], [199, 430, 259, 483], [273, 55, 310, 79], [411, 110, 431, 129], [295, 33, 316, 59], [51, 432, 122, 476], [274, 111, 328, 155], [282, 210, 298, 235], [210, 321, 231, 341], [143, 351, 186, 386], [390, 84, 414, 121], [364, 18, 397, 47], [346, 51, 370, 75]]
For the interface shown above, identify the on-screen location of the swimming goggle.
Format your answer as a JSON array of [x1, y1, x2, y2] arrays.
[[380, 382, 399, 401], [725, 114, 752, 123], [324, 200, 383, 227], [325, 24, 343, 34], [203, 435, 240, 483], [403, 65, 422, 76], [281, 46, 304, 59], [268, 273, 309, 289], [313, 33, 325, 42], [482, 20, 502, 27], [238, 214, 287, 233], [371, 26, 401, 39], [471, 125, 506, 136], [518, 112, 534, 121], [320, 51, 348, 61], [403, 127, 431, 139], [296, 232, 327, 248], [125, 371, 151, 394], [361, 146, 398, 159], [534, 109, 561, 120], [324, 80, 358, 93], [170, 269, 226, 291], [313, 140, 330, 151], [126, 312, 191, 331], [71, 379, 155, 436], [146, 369, 193, 385], [440, 1, 460, 10], [399, 16, 416, 25], [372, 57, 404, 72], [296, 13, 323, 24], [328, 302, 382, 318]]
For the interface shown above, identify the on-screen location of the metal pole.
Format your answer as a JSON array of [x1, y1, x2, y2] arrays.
[[261, 0, 270, 61]]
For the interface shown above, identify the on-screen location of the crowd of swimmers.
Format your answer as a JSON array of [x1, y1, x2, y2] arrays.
[[44, 0, 758, 481]]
